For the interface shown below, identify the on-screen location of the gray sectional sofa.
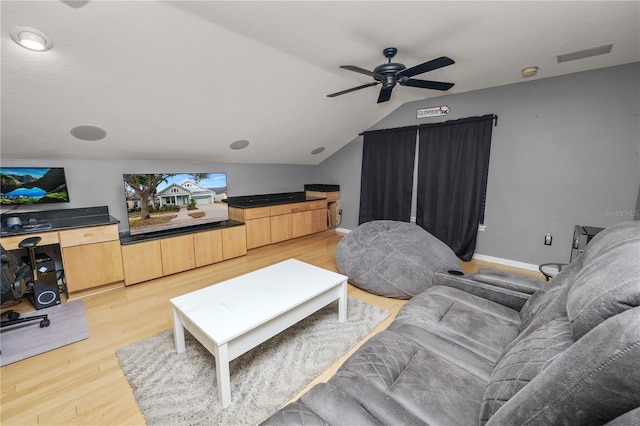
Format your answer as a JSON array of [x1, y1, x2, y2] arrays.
[[262, 221, 640, 425]]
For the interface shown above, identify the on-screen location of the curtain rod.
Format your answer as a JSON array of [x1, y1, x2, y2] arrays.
[[360, 114, 498, 136]]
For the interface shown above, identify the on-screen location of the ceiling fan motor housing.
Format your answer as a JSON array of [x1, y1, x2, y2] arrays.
[[327, 47, 455, 102], [373, 62, 406, 88]]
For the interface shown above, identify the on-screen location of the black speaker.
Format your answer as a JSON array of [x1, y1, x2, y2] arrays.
[[30, 283, 60, 310]]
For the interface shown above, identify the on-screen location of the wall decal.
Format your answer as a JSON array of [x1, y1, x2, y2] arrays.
[[417, 105, 449, 119]]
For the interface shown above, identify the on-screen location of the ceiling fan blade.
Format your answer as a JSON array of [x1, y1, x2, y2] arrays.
[[327, 82, 379, 98], [340, 65, 375, 77], [397, 56, 455, 78], [377, 87, 393, 103], [401, 78, 455, 91]]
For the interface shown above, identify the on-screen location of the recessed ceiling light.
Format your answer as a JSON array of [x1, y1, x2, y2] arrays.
[[230, 140, 250, 150], [70, 125, 107, 141], [311, 147, 325, 155], [521, 66, 539, 78], [10, 27, 53, 51]]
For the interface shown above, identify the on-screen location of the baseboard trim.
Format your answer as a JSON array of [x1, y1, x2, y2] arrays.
[[334, 228, 539, 272], [472, 253, 540, 272]]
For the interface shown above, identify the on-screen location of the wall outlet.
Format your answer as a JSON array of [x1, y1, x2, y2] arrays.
[[338, 209, 342, 215], [544, 234, 553, 246]]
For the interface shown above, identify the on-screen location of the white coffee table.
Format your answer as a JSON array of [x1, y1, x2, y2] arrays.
[[170, 258, 348, 408]]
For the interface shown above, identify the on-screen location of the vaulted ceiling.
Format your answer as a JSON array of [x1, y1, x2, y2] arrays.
[[2, 1, 638, 165]]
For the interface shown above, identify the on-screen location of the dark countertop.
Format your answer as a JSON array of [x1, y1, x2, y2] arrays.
[[227, 191, 326, 209], [1, 206, 120, 237], [120, 219, 245, 245], [304, 184, 340, 192]]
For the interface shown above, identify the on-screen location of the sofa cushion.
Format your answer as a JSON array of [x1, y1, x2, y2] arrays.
[[486, 306, 640, 425], [390, 286, 521, 365], [567, 224, 640, 340], [260, 401, 328, 426], [479, 317, 573, 424], [335, 220, 460, 299], [334, 330, 487, 425]]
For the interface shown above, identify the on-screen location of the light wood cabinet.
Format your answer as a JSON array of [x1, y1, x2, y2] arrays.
[[221, 226, 247, 260], [194, 229, 223, 267], [121, 240, 163, 286], [292, 211, 313, 238], [271, 214, 292, 243], [311, 208, 328, 234], [59, 224, 124, 294], [161, 234, 196, 276], [230, 199, 328, 248], [121, 224, 246, 285], [246, 217, 271, 249], [305, 190, 340, 228], [1, 231, 60, 251], [63, 240, 124, 292]]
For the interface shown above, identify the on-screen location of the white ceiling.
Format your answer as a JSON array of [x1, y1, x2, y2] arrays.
[[2, 1, 639, 165]]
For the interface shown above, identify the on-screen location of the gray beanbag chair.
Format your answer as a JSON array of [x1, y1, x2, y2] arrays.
[[336, 220, 460, 299]]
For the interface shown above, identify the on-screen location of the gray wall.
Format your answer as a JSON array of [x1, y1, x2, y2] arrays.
[[317, 62, 640, 265], [0, 159, 318, 233]]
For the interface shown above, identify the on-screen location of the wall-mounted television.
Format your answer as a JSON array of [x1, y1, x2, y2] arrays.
[[0, 167, 70, 205], [123, 173, 229, 236]]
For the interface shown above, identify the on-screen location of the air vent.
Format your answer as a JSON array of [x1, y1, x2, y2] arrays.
[[557, 44, 613, 63]]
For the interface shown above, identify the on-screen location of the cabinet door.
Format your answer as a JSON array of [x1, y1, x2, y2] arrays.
[[246, 217, 271, 249], [270, 214, 292, 243], [194, 229, 223, 267], [222, 225, 247, 260], [161, 234, 196, 276], [292, 211, 312, 238], [121, 240, 163, 285], [63, 240, 124, 292], [311, 208, 328, 233], [58, 225, 119, 247]]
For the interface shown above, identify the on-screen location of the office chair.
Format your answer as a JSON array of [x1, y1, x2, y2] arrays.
[[1, 239, 51, 329]]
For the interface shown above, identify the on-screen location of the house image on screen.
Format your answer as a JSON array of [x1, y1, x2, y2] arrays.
[[156, 180, 216, 206]]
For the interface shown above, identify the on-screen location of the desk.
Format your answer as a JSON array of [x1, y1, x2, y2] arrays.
[[1, 206, 124, 297]]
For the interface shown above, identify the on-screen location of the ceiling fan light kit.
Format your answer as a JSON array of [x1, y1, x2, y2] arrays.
[[327, 47, 455, 103]]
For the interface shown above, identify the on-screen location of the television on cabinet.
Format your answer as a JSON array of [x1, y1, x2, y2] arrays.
[[123, 173, 229, 235], [0, 167, 70, 204]]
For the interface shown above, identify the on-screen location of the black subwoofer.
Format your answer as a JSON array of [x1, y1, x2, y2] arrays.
[[30, 283, 60, 310]]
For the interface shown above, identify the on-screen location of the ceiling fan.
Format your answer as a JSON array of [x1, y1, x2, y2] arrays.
[[327, 47, 455, 103]]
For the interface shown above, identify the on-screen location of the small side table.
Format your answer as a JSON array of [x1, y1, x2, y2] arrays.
[[539, 263, 567, 281]]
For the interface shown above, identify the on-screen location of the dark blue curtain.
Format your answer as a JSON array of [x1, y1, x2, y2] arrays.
[[416, 115, 494, 261], [358, 128, 417, 224]]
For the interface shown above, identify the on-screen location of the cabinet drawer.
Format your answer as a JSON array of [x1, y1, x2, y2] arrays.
[[59, 224, 119, 247], [270, 204, 291, 215], [244, 206, 271, 220], [1, 231, 59, 251], [291, 202, 311, 213], [309, 200, 327, 210]]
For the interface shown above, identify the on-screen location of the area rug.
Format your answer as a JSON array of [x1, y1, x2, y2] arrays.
[[117, 297, 389, 425], [0, 299, 89, 367]]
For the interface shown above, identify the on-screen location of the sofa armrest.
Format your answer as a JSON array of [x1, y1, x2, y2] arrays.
[[473, 268, 543, 295], [433, 271, 531, 311]]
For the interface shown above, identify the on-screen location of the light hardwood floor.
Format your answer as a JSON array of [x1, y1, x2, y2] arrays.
[[1, 230, 544, 425]]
